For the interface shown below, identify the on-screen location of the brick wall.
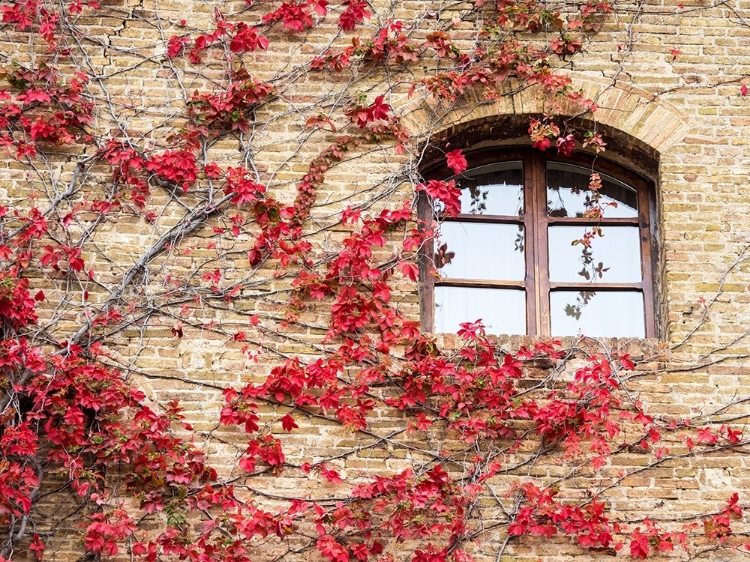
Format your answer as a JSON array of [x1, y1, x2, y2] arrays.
[[2, 0, 750, 559]]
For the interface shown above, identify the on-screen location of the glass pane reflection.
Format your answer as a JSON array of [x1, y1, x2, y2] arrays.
[[456, 162, 523, 216], [547, 162, 637, 218], [435, 287, 526, 334], [550, 291, 645, 337], [548, 226, 641, 283], [439, 222, 525, 281]]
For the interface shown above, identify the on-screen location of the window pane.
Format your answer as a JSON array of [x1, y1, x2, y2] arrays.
[[455, 162, 523, 216], [438, 222, 525, 281], [435, 287, 526, 334], [550, 291, 645, 337], [548, 226, 641, 283], [547, 162, 638, 218]]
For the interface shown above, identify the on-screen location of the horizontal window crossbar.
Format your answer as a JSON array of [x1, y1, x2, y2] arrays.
[[547, 217, 640, 226], [441, 214, 523, 224], [549, 282, 643, 290], [436, 279, 525, 289]]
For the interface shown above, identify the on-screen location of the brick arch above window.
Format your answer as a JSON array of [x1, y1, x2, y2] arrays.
[[419, 147, 658, 338], [402, 76, 691, 159]]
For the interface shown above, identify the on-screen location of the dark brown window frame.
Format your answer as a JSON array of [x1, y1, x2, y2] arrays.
[[419, 147, 657, 338]]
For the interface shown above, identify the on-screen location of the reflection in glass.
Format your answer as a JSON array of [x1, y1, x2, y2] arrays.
[[439, 222, 525, 281], [435, 287, 526, 334], [551, 291, 645, 337], [548, 226, 641, 283], [455, 162, 524, 216], [547, 162, 637, 218]]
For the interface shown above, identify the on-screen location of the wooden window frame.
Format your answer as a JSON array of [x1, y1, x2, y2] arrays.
[[420, 147, 657, 338]]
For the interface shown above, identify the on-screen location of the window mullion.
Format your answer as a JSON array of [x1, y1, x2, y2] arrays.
[[522, 153, 535, 335], [531, 151, 551, 336]]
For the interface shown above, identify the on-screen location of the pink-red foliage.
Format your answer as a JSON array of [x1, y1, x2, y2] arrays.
[[0, 0, 745, 561]]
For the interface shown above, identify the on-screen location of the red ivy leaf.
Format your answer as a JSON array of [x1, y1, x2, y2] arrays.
[[445, 149, 467, 174], [29, 535, 45, 561], [319, 464, 343, 483], [229, 23, 269, 53], [417, 179, 461, 217], [398, 261, 419, 281], [166, 35, 190, 58], [338, 0, 370, 31], [696, 427, 719, 445], [630, 533, 649, 559], [280, 413, 299, 432]]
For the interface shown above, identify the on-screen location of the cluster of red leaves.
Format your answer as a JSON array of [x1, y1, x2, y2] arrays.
[[145, 150, 199, 192], [364, 21, 419, 64], [628, 519, 687, 559], [0, 64, 93, 159], [338, 0, 371, 30], [312, 465, 465, 562], [0, 211, 214, 556], [702, 493, 743, 543], [186, 70, 274, 135], [100, 140, 150, 207], [262, 0, 329, 31], [2, 0, 99, 50], [418, 180, 461, 217], [39, 244, 85, 272], [345, 95, 392, 129], [167, 11, 269, 64], [310, 20, 458, 73], [508, 484, 614, 548]]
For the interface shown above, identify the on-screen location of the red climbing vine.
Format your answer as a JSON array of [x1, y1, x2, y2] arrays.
[[0, 0, 748, 561]]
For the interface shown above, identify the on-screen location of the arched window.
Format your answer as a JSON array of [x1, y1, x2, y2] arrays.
[[421, 147, 656, 338]]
